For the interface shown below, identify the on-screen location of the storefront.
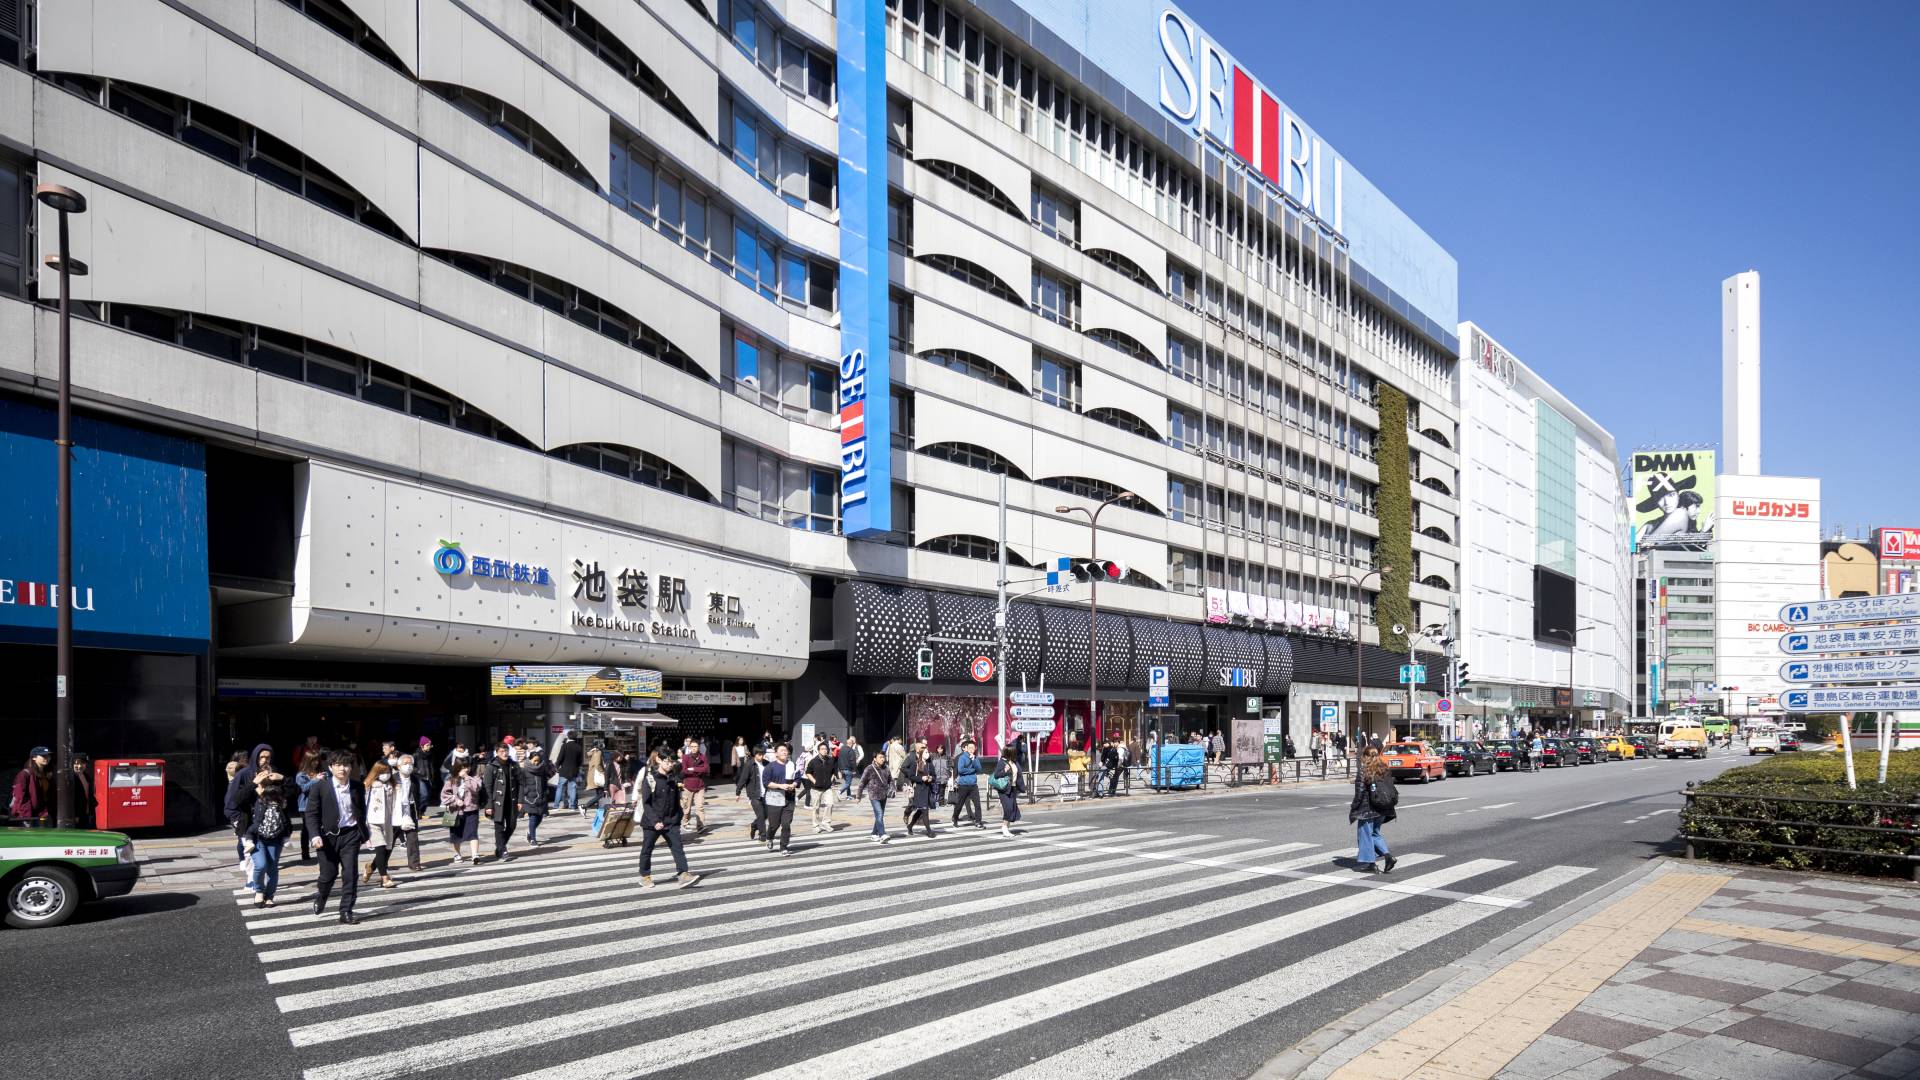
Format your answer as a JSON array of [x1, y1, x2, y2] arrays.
[[0, 395, 213, 828], [216, 462, 812, 768]]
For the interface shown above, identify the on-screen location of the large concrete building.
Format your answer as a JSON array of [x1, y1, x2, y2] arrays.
[[0, 0, 1464, 823], [1456, 324, 1633, 734]]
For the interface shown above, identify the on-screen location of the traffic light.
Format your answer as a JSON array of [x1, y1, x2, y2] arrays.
[[1070, 559, 1127, 583], [915, 646, 934, 681], [1454, 661, 1472, 691]]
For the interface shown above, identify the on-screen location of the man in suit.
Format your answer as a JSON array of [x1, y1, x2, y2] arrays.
[[304, 750, 367, 924]]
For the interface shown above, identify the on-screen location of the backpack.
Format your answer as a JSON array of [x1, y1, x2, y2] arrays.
[[255, 799, 289, 840], [1367, 777, 1398, 814]]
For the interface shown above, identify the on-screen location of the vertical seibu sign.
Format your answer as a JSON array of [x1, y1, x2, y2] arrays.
[[835, 0, 892, 536]]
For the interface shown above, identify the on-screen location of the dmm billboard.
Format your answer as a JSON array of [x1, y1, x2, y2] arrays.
[[1631, 450, 1715, 548]]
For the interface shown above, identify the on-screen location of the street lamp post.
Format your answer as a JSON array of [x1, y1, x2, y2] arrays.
[[36, 183, 89, 830], [1333, 566, 1391, 750], [1057, 492, 1135, 755], [1549, 624, 1599, 734]]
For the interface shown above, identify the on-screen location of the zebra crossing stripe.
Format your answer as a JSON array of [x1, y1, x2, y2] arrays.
[[993, 864, 1596, 1079], [253, 826, 1139, 951], [246, 824, 1128, 931], [264, 829, 1209, 975], [730, 860, 1518, 1080], [272, 830, 1234, 1016], [281, 833, 1278, 1046], [299, 842, 1360, 1080], [485, 853, 1455, 1080]]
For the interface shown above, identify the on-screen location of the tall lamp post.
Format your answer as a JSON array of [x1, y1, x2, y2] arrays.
[[1333, 566, 1391, 746], [1549, 624, 1599, 734], [1057, 491, 1135, 751], [37, 182, 89, 829]]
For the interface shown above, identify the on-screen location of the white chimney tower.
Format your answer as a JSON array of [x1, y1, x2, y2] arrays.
[[1722, 270, 1761, 474]]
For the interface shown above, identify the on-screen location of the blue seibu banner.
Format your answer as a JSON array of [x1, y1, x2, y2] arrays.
[[835, 0, 892, 536]]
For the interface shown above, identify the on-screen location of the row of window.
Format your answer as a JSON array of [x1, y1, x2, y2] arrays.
[[725, 328, 839, 424], [1167, 335, 1376, 458], [719, 0, 836, 109], [1166, 480, 1376, 563], [611, 132, 837, 314], [724, 96, 836, 214], [1167, 265, 1374, 405], [1166, 410, 1377, 512], [527, 0, 708, 138], [721, 438, 841, 533], [1168, 548, 1375, 616]]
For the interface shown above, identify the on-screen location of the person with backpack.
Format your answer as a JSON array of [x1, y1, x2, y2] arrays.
[[950, 739, 983, 828], [637, 748, 698, 889], [858, 749, 894, 844], [991, 748, 1023, 837], [1348, 746, 1398, 874], [244, 767, 293, 907]]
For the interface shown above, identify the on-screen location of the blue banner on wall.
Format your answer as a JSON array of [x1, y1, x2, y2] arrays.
[[0, 396, 210, 651], [835, 0, 892, 536]]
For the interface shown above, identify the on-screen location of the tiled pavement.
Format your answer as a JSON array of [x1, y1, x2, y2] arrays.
[[1281, 864, 1920, 1080]]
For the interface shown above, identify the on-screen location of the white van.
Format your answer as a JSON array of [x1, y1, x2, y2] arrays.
[[1747, 725, 1780, 754]]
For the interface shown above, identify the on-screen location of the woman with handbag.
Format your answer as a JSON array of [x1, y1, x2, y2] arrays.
[[440, 759, 483, 865], [858, 751, 895, 845], [519, 746, 554, 847], [1348, 746, 1398, 874], [991, 748, 1022, 838]]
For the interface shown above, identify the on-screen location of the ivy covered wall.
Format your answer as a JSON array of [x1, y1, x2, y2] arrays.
[[1375, 384, 1415, 654]]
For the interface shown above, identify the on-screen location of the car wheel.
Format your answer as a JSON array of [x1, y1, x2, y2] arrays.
[[5, 865, 81, 929]]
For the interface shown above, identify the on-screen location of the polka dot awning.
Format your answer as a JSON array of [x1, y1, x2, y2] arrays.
[[844, 582, 1295, 694]]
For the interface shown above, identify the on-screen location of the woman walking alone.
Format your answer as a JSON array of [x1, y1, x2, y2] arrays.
[[519, 745, 553, 846], [859, 750, 894, 844], [991, 748, 1023, 838], [441, 758, 483, 865], [9, 747, 54, 828], [1348, 746, 1398, 874]]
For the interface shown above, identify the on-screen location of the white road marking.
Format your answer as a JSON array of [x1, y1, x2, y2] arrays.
[[1531, 801, 1607, 820], [1445, 802, 1517, 816]]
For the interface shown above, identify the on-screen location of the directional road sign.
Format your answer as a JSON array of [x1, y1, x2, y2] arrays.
[[1009, 691, 1055, 705], [1780, 594, 1920, 626], [1779, 623, 1920, 655], [1010, 717, 1056, 733], [1780, 656, 1920, 684], [1398, 664, 1427, 684], [1781, 686, 1920, 712], [1009, 705, 1056, 719]]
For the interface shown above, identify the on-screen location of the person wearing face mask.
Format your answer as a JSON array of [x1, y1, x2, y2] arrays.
[[396, 753, 430, 871], [518, 746, 553, 847], [479, 738, 522, 863], [361, 761, 411, 890]]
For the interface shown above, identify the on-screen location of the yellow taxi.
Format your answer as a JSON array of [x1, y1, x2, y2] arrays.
[[1600, 736, 1635, 760]]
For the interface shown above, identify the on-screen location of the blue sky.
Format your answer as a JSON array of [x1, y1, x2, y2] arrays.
[[1182, 0, 1920, 532]]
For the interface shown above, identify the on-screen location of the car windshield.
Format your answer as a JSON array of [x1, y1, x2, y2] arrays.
[[1490, 743, 1515, 751]]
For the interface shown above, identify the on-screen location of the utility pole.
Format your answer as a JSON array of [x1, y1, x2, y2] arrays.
[[38, 183, 89, 829], [995, 473, 1008, 754]]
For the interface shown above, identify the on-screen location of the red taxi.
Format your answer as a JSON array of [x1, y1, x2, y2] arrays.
[[1381, 741, 1445, 784]]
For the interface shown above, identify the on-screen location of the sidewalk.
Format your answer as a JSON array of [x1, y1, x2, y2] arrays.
[[1269, 861, 1920, 1080]]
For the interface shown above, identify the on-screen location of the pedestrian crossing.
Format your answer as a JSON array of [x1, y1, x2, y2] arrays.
[[229, 814, 1594, 1080]]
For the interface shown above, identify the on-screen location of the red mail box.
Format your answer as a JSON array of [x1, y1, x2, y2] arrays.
[[96, 759, 165, 830]]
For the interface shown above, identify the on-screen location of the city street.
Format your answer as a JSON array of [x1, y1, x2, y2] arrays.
[[3, 752, 1747, 1080]]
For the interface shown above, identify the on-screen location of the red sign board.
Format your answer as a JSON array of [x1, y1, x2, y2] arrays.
[[1879, 527, 1920, 562], [1731, 500, 1811, 519]]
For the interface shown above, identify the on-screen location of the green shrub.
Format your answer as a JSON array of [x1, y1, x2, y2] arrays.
[[1681, 752, 1919, 876], [1374, 384, 1413, 655]]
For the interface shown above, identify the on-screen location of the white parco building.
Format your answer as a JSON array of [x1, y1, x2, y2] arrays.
[[1456, 324, 1633, 733]]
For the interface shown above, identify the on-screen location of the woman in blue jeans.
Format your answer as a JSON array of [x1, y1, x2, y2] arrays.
[[858, 753, 895, 844], [1347, 746, 1398, 874]]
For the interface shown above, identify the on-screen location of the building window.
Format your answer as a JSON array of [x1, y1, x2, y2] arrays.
[[724, 327, 839, 425], [1032, 352, 1079, 410], [723, 438, 840, 531], [275, 0, 408, 73], [1167, 406, 1201, 452], [529, 0, 708, 137], [923, 349, 1020, 392], [918, 534, 1034, 567], [718, 0, 836, 108], [0, 157, 22, 296], [1085, 407, 1154, 440], [1030, 268, 1078, 327], [916, 441, 1028, 480], [724, 96, 834, 211], [917, 253, 1024, 306], [921, 159, 1023, 218], [1036, 476, 1154, 513], [556, 443, 714, 502], [1030, 182, 1078, 244], [1167, 476, 1201, 523], [1168, 547, 1202, 594], [429, 83, 596, 189]]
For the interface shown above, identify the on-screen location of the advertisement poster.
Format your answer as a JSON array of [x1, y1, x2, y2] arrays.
[[490, 665, 662, 698], [1631, 450, 1716, 546], [1231, 717, 1264, 765]]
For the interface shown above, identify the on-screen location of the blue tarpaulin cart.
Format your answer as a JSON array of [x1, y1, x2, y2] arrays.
[[1147, 744, 1205, 789]]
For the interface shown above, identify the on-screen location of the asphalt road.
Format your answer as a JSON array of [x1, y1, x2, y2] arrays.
[[0, 748, 1747, 1080]]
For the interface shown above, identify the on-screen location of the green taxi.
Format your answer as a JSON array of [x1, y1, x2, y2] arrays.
[[1, 827, 140, 928]]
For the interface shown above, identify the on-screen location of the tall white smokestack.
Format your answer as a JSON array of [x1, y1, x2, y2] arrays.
[[1722, 271, 1761, 474]]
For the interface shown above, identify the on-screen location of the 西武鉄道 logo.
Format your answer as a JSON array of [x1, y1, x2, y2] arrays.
[[432, 539, 467, 576]]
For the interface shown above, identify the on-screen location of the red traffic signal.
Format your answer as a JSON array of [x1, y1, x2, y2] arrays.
[[1072, 559, 1127, 582]]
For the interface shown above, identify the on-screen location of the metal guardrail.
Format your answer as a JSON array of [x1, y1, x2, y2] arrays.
[[1020, 756, 1354, 802], [1680, 783, 1920, 881]]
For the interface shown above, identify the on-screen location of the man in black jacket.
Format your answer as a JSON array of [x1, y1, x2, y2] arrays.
[[741, 744, 768, 842], [479, 740, 522, 862], [304, 750, 367, 923], [554, 732, 583, 810]]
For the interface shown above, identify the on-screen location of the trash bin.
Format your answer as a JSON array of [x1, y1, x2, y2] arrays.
[[96, 759, 165, 830]]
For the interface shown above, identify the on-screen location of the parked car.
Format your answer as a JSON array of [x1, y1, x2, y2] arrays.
[[1381, 741, 1446, 783], [1600, 736, 1635, 760], [1439, 741, 1497, 777], [1569, 738, 1600, 764], [1488, 741, 1521, 771], [1, 826, 140, 929], [1541, 739, 1577, 767]]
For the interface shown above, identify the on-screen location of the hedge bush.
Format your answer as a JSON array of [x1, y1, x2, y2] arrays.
[[1681, 752, 1919, 876], [1374, 384, 1414, 655]]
